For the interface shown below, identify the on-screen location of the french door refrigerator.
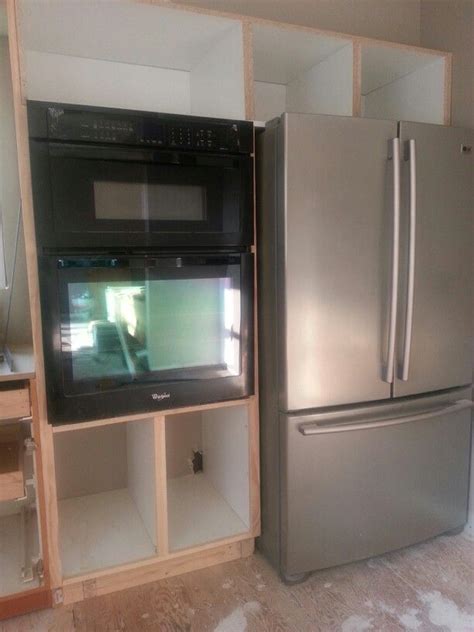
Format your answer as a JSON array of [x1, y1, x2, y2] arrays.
[[257, 113, 473, 582]]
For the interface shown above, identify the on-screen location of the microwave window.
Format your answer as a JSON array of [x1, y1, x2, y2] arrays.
[[93, 181, 206, 221], [64, 276, 241, 387]]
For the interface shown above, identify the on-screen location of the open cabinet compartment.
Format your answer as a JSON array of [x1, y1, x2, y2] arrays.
[[0, 419, 41, 597], [166, 404, 250, 552], [54, 419, 158, 578], [360, 44, 447, 124], [19, 1, 246, 119], [252, 23, 353, 122]]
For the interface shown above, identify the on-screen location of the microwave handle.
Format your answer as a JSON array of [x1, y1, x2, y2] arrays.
[[47, 143, 236, 168]]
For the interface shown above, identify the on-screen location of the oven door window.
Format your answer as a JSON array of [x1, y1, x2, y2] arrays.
[[48, 146, 245, 235], [58, 257, 244, 395]]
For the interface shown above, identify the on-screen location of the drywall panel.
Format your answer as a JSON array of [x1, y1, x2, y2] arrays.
[[202, 405, 249, 527], [253, 81, 287, 122], [286, 45, 353, 116], [20, 1, 242, 72], [165, 412, 202, 479], [176, 0, 421, 46], [54, 424, 127, 500], [362, 58, 445, 124], [253, 23, 349, 85], [127, 420, 157, 548], [190, 24, 246, 119], [25, 51, 191, 114]]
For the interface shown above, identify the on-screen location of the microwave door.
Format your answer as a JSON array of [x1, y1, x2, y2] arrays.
[[33, 143, 251, 249]]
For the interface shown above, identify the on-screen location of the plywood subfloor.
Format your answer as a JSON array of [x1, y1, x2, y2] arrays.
[[168, 473, 248, 551], [2, 531, 473, 631], [58, 489, 156, 578]]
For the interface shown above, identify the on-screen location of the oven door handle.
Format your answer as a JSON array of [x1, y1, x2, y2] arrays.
[[47, 143, 238, 168]]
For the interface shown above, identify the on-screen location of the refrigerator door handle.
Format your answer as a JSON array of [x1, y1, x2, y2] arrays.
[[400, 139, 417, 381], [385, 138, 400, 384], [298, 399, 473, 435]]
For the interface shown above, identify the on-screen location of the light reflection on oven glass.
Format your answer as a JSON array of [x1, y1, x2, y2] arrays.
[[63, 278, 241, 384]]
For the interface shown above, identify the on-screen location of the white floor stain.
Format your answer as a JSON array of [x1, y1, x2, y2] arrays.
[[214, 601, 261, 632], [376, 601, 396, 614], [341, 615, 373, 632], [222, 580, 233, 589], [418, 591, 474, 631], [398, 608, 422, 630], [324, 582, 333, 588]]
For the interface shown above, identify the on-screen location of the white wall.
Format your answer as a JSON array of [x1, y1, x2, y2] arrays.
[[175, 0, 421, 45], [420, 0, 474, 536], [0, 34, 31, 348]]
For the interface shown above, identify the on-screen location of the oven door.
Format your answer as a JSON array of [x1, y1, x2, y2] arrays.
[[40, 253, 254, 424], [30, 142, 253, 249]]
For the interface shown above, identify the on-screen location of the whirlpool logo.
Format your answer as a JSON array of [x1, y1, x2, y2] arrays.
[[151, 392, 171, 402]]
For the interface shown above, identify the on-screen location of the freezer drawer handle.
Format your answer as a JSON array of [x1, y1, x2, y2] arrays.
[[384, 138, 401, 384], [400, 139, 417, 381], [298, 399, 473, 435]]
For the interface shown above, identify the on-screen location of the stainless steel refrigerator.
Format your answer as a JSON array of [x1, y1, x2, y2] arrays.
[[257, 113, 473, 582]]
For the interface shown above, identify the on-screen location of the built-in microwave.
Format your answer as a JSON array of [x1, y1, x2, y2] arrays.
[[39, 253, 254, 424], [27, 102, 254, 251]]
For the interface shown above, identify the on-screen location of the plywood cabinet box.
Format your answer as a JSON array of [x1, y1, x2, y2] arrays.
[[1, 0, 453, 615]]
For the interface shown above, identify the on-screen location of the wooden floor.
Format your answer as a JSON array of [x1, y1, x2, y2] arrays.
[[2, 532, 473, 631]]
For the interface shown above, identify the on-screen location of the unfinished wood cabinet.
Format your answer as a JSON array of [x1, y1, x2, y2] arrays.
[[53, 418, 159, 578], [251, 23, 354, 122], [165, 404, 250, 552], [358, 42, 450, 124], [50, 398, 258, 603], [18, 0, 247, 120], [0, 424, 24, 502]]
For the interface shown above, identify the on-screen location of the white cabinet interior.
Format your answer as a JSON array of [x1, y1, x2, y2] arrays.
[[19, 1, 246, 120], [0, 418, 41, 597], [54, 419, 158, 577], [252, 23, 353, 122], [165, 404, 250, 552], [360, 44, 447, 124]]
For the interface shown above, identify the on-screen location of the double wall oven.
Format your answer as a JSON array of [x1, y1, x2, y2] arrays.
[[28, 102, 254, 424]]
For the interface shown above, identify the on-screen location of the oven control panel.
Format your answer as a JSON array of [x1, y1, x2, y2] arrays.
[[36, 104, 253, 154]]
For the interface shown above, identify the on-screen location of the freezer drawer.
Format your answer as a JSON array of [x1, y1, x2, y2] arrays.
[[281, 397, 472, 576]]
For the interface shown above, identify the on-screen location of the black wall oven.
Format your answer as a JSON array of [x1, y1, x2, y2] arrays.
[[28, 102, 254, 424]]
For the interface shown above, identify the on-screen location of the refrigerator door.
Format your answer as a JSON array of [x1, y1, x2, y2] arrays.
[[394, 123, 473, 397], [280, 390, 472, 577], [279, 114, 398, 411]]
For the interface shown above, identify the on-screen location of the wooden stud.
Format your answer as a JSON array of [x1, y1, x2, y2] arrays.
[[352, 41, 362, 117], [240, 537, 255, 558], [154, 415, 169, 557]]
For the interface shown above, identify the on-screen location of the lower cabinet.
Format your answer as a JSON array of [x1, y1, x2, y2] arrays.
[[52, 400, 255, 587], [166, 404, 250, 552], [54, 419, 159, 578], [0, 419, 42, 598]]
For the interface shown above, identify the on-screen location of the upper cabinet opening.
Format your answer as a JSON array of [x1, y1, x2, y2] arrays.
[[252, 24, 354, 122], [360, 44, 448, 125], [19, 1, 246, 120]]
